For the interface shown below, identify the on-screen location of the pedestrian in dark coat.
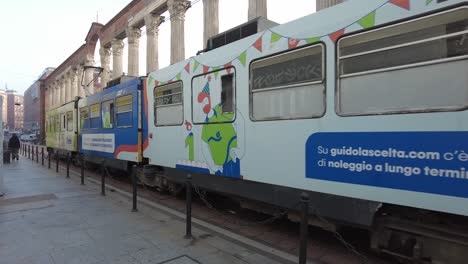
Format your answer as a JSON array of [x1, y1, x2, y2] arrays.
[[8, 133, 20, 160]]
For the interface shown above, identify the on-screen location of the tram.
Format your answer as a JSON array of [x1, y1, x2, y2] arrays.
[[46, 1, 468, 262]]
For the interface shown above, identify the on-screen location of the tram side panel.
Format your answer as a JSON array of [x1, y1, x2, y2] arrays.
[[45, 101, 78, 154], [144, 0, 468, 227], [78, 79, 142, 170]]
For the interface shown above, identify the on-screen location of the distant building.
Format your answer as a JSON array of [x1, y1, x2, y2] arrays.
[[5, 89, 24, 131], [0, 88, 7, 128], [24, 82, 40, 133], [38, 68, 55, 143], [22, 68, 55, 139]]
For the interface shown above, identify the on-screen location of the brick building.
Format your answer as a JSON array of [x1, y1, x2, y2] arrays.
[[0, 88, 7, 128], [24, 68, 54, 135], [4, 89, 23, 131]]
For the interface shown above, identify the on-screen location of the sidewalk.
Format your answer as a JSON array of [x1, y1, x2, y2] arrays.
[[0, 157, 289, 264]]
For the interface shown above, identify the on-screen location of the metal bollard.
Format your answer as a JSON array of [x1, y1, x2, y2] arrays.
[[185, 174, 193, 239], [36, 146, 39, 163], [31, 146, 34, 161], [299, 192, 310, 264], [66, 153, 70, 178], [101, 165, 106, 196], [132, 165, 138, 212], [55, 152, 59, 173], [80, 154, 85, 185], [28, 145, 31, 159], [41, 148, 44, 166], [48, 150, 51, 169]]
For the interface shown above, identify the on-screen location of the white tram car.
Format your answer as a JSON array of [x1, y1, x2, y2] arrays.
[[140, 0, 468, 262]]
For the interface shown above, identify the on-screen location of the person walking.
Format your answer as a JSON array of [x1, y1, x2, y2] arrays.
[[8, 133, 20, 161]]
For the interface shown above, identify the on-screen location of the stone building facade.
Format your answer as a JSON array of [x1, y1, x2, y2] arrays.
[[23, 82, 40, 133], [5, 90, 23, 131], [0, 88, 7, 128], [24, 68, 54, 135]]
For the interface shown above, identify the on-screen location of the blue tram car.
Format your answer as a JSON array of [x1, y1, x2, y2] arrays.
[[78, 77, 148, 170]]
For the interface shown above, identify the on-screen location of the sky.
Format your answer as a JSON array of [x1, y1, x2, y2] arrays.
[[0, 0, 316, 95]]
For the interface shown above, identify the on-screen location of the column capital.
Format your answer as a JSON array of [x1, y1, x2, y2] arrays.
[[111, 39, 125, 56], [84, 54, 95, 66], [168, 0, 190, 20], [70, 69, 78, 84], [99, 46, 111, 58], [126, 27, 142, 45], [145, 14, 164, 35]]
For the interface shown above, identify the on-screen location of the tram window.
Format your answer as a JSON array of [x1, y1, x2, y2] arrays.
[[55, 115, 60, 132], [154, 81, 183, 126], [192, 67, 236, 124], [338, 7, 468, 115], [116, 95, 133, 128], [89, 103, 101, 129], [79, 107, 89, 129], [61, 114, 66, 132], [101, 100, 115, 129], [250, 44, 325, 121], [221, 74, 234, 114], [66, 111, 73, 131]]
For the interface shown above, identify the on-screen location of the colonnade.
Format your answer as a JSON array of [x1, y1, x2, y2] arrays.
[[45, 0, 268, 110]]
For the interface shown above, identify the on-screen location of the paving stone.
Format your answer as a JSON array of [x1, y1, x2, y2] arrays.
[[199, 250, 248, 264], [0, 210, 24, 223], [1, 253, 55, 264], [50, 243, 106, 264], [158, 255, 201, 264], [234, 252, 284, 264], [131, 247, 182, 264]]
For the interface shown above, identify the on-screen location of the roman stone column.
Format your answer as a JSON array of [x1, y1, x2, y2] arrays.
[[52, 81, 56, 107], [248, 0, 267, 20], [99, 46, 111, 89], [203, 0, 219, 48], [47, 85, 53, 110], [111, 39, 125, 79], [55, 79, 59, 106], [55, 80, 60, 107], [145, 14, 164, 73], [77, 65, 85, 98], [49, 84, 54, 108], [60, 77, 65, 105], [84, 58, 95, 95], [57, 78, 61, 105], [65, 72, 72, 102], [316, 0, 345, 11], [70, 67, 78, 99], [126, 27, 142, 76], [168, 0, 190, 64]]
